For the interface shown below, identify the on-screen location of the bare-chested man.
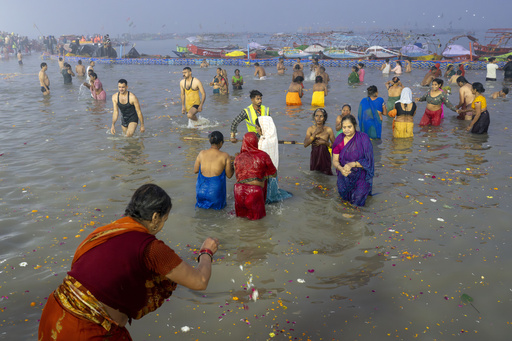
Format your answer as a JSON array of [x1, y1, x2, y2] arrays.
[[455, 76, 475, 120], [200, 59, 209, 68], [292, 64, 304, 82], [75, 60, 85, 76], [449, 70, 462, 84], [58, 57, 65, 71], [111, 79, 145, 137], [39, 62, 50, 96], [293, 58, 304, 72], [421, 66, 437, 86], [491, 87, 509, 99], [17, 51, 23, 65], [303, 108, 335, 175], [317, 66, 330, 84], [180, 67, 206, 121], [193, 131, 234, 210], [253, 62, 266, 80], [277, 58, 286, 75]]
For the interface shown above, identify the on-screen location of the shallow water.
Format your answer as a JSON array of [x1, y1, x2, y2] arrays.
[[1, 49, 511, 341]]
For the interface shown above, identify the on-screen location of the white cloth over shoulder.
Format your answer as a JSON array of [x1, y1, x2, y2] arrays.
[[257, 116, 279, 169], [396, 87, 413, 104]]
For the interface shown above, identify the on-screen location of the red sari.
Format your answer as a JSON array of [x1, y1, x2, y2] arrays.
[[234, 133, 277, 220]]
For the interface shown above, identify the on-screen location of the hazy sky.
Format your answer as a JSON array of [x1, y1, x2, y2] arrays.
[[2, 0, 510, 38]]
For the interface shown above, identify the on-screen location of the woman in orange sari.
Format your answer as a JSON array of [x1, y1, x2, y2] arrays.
[[38, 184, 219, 340]]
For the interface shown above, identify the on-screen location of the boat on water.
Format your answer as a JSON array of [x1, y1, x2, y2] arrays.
[[278, 47, 313, 59], [186, 44, 256, 59], [442, 45, 474, 62], [399, 44, 435, 59], [473, 28, 512, 57], [365, 46, 400, 59], [321, 48, 368, 59]]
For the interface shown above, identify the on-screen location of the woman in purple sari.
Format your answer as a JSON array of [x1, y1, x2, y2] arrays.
[[332, 115, 374, 207]]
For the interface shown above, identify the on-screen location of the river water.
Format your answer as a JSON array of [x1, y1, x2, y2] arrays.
[[1, 39, 511, 340]]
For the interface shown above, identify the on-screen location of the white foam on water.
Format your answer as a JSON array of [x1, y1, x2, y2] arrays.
[[186, 116, 219, 129]]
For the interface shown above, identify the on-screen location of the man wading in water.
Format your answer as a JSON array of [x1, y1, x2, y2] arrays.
[[180, 67, 206, 122], [111, 79, 145, 137]]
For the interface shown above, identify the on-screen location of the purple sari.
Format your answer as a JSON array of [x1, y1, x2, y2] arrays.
[[332, 131, 374, 206]]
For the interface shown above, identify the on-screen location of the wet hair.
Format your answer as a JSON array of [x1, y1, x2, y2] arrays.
[[446, 64, 453, 70], [59, 57, 63, 61], [234, 69, 240, 73], [367, 85, 378, 97], [456, 70, 462, 75], [64, 63, 70, 68], [472, 82, 485, 94], [396, 61, 402, 67], [294, 76, 304, 83], [358, 63, 365, 68], [392, 76, 400, 83], [250, 90, 262, 98], [456, 76, 468, 84], [118, 79, 128, 85], [488, 57, 496, 62], [297, 57, 301, 61], [294, 64, 301, 70], [124, 184, 172, 221], [342, 104, 352, 111], [312, 108, 328, 122], [432, 78, 444, 87], [254, 62, 260, 66], [90, 72, 97, 79], [320, 66, 326, 71], [315, 76, 323, 83], [385, 58, 390, 63], [430, 66, 437, 71], [341, 114, 357, 127], [503, 87, 510, 95], [40, 62, 47, 68], [209, 131, 224, 145], [183, 67, 191, 71], [78, 60, 82, 65], [352, 65, 359, 72], [217, 67, 222, 71]]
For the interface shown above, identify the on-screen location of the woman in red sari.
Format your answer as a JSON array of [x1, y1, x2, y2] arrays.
[[38, 184, 219, 341], [234, 132, 277, 220]]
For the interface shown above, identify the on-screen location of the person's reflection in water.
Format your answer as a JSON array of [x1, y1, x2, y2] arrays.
[[87, 101, 108, 130], [387, 138, 413, 168], [464, 134, 490, 166], [111, 139, 151, 183]]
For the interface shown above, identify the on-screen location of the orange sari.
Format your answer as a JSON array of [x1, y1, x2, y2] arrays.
[[38, 217, 176, 341]]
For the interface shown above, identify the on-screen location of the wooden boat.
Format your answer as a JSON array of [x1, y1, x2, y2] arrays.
[[473, 28, 512, 57], [186, 44, 256, 59], [187, 44, 225, 58]]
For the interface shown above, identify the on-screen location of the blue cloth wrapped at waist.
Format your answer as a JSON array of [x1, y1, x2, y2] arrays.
[[196, 167, 227, 210]]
